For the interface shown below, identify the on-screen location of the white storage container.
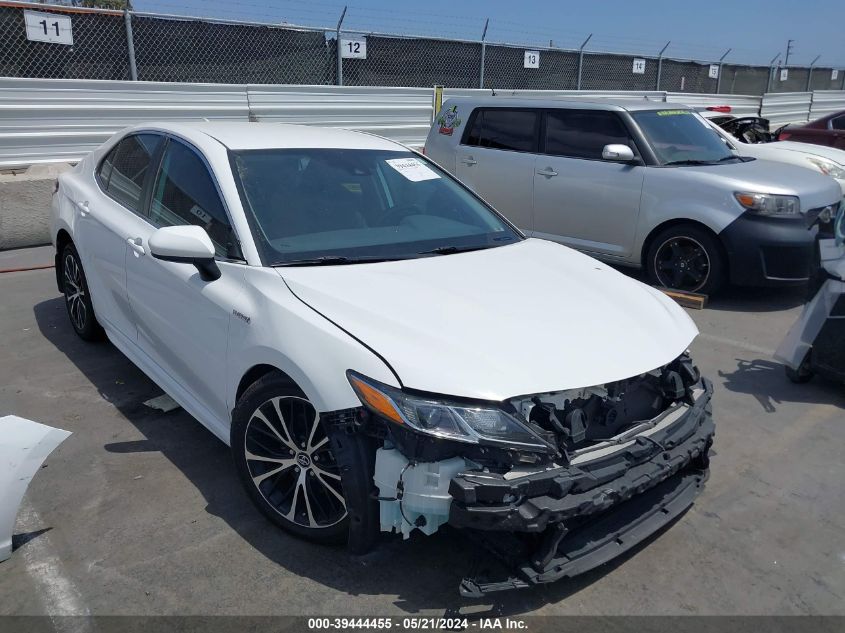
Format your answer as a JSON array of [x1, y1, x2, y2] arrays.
[[373, 447, 469, 538]]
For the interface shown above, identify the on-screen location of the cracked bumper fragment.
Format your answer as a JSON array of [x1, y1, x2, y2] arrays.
[[450, 381, 714, 595]]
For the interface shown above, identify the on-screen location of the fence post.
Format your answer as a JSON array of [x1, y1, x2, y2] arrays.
[[577, 34, 592, 90], [123, 9, 138, 81], [715, 48, 731, 94], [766, 53, 780, 93], [656, 41, 670, 90], [806, 55, 820, 91], [479, 18, 489, 89], [336, 6, 347, 86]]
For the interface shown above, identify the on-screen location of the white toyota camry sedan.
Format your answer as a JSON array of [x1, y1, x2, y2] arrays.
[[51, 122, 715, 596]]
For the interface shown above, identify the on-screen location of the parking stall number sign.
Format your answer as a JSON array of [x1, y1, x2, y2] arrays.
[[24, 10, 73, 45], [340, 37, 367, 59], [708, 64, 719, 79], [632, 58, 646, 74], [833, 69, 839, 81], [780, 68, 789, 81], [524, 50, 540, 69]]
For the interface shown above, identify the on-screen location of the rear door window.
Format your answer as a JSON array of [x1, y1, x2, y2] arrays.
[[543, 110, 635, 160], [830, 115, 845, 131], [462, 109, 539, 152], [100, 134, 163, 214]]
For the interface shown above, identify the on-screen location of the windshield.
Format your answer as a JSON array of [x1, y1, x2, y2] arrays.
[[230, 148, 521, 265], [632, 110, 739, 165]]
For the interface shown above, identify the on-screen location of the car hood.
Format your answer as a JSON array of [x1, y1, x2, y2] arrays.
[[277, 239, 698, 401], [679, 158, 842, 209], [772, 140, 845, 165]]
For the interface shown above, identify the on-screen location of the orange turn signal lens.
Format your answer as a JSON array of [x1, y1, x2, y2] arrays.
[[735, 193, 756, 208], [348, 374, 404, 425]]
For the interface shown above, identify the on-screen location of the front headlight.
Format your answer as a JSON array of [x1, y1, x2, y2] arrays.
[[805, 157, 845, 180], [734, 192, 800, 216], [347, 371, 554, 452]]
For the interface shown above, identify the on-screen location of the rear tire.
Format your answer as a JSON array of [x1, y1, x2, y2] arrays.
[[60, 243, 103, 341], [646, 224, 726, 296]]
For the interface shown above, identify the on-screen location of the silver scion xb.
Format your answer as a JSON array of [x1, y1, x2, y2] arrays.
[[425, 98, 842, 295]]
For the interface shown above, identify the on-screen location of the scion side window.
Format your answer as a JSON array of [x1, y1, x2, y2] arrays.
[[463, 109, 539, 152], [101, 134, 163, 213], [149, 140, 234, 257], [543, 110, 635, 160], [831, 115, 845, 130]]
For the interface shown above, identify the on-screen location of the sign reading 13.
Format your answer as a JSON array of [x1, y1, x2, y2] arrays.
[[524, 51, 540, 69]]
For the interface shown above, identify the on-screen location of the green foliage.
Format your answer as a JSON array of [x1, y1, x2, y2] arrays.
[[78, 0, 129, 9]]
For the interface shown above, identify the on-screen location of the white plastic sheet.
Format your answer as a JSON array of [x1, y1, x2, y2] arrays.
[[0, 415, 71, 562]]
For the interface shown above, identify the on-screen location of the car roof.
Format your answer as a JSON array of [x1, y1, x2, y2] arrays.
[[441, 96, 683, 113], [133, 121, 406, 151]]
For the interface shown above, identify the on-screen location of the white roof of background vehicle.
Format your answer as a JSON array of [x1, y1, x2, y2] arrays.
[[127, 121, 404, 151], [442, 96, 678, 112]]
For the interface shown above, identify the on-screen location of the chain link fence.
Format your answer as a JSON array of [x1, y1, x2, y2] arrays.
[[2, 2, 845, 96]]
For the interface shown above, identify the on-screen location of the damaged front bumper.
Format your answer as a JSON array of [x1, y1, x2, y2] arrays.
[[450, 379, 714, 595]]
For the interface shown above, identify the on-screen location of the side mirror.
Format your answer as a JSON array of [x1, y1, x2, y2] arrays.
[[148, 225, 221, 281], [602, 144, 636, 162]]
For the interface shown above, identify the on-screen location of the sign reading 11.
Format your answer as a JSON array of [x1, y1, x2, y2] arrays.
[[24, 10, 74, 45]]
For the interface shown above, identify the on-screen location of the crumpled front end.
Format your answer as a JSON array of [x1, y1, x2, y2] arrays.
[[332, 352, 715, 595], [449, 377, 713, 595]]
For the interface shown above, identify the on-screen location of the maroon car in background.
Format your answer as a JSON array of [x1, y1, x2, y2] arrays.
[[779, 110, 845, 149]]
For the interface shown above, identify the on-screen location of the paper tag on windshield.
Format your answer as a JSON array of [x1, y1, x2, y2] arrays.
[[385, 157, 440, 182]]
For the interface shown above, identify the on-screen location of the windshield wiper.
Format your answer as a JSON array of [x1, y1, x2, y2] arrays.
[[273, 255, 407, 267], [663, 159, 717, 166], [664, 156, 739, 166], [418, 244, 498, 256]]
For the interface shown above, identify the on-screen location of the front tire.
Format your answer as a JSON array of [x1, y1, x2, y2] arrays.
[[60, 243, 103, 341], [785, 351, 814, 383], [231, 375, 350, 543], [646, 224, 726, 295]]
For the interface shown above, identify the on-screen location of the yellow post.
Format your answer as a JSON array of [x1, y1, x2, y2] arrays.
[[433, 85, 444, 121]]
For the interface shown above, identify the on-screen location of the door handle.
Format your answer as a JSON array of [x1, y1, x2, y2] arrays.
[[536, 167, 558, 177], [76, 200, 91, 217], [460, 157, 477, 166], [127, 237, 145, 257]]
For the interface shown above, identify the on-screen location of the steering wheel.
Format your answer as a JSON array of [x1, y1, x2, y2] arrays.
[[374, 204, 422, 227]]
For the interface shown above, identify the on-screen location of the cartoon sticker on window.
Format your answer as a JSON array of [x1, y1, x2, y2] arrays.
[[437, 105, 461, 136]]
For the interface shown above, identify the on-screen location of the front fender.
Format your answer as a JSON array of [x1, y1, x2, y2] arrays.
[[226, 267, 399, 424]]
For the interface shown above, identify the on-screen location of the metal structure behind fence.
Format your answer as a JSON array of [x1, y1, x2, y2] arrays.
[[1, 2, 845, 96]]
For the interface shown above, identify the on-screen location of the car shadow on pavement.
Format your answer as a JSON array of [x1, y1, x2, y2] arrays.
[[704, 284, 807, 314], [34, 296, 687, 614], [719, 357, 845, 412], [612, 265, 807, 313]]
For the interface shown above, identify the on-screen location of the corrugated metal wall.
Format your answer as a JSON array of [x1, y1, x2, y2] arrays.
[[1, 77, 844, 169], [809, 91, 845, 120], [0, 78, 248, 166], [760, 92, 814, 126], [246, 85, 433, 147], [665, 93, 761, 117]]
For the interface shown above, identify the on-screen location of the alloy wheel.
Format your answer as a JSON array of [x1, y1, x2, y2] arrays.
[[63, 253, 87, 331], [244, 396, 347, 529], [653, 236, 711, 292]]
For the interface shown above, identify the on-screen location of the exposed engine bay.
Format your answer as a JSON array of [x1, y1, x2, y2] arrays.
[[332, 352, 715, 595], [513, 353, 701, 452]]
